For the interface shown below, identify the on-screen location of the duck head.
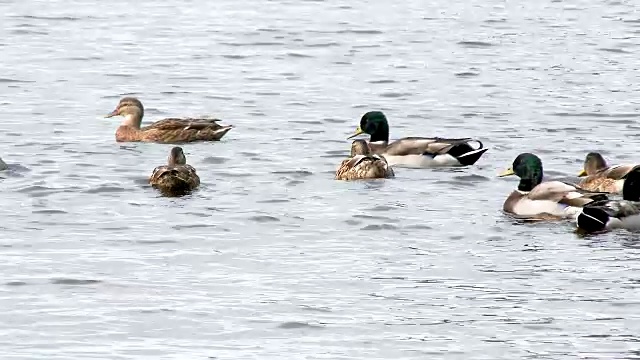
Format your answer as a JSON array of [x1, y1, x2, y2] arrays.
[[348, 111, 390, 143], [105, 97, 145, 127], [499, 153, 543, 192], [168, 146, 187, 166], [579, 152, 607, 177]]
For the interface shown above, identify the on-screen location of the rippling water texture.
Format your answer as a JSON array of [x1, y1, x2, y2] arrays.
[[1, 0, 639, 359]]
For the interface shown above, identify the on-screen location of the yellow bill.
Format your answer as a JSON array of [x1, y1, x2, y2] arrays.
[[577, 169, 587, 177], [498, 167, 515, 177], [347, 126, 365, 139]]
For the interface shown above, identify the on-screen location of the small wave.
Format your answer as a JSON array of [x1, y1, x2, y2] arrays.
[[457, 41, 494, 48], [277, 321, 324, 329], [50, 278, 101, 285]]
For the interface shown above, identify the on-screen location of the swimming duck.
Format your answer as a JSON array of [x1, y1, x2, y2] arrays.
[[149, 147, 200, 196], [575, 166, 640, 233], [499, 153, 608, 220], [0, 157, 6, 171], [576, 152, 640, 194], [105, 97, 233, 143], [347, 111, 488, 168], [335, 139, 395, 180]]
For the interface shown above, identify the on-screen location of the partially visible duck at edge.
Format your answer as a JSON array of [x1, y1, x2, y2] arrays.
[[576, 152, 640, 194], [499, 153, 608, 221], [0, 157, 7, 171], [335, 139, 395, 181], [105, 97, 233, 143], [347, 111, 488, 168], [575, 166, 640, 234], [149, 146, 200, 197]]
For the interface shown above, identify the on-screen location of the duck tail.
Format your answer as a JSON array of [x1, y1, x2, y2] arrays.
[[448, 140, 488, 166], [576, 205, 610, 233], [622, 166, 640, 201]]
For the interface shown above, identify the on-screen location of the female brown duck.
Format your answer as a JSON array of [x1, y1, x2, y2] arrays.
[[335, 140, 395, 180], [577, 152, 640, 194], [105, 97, 233, 143], [149, 147, 200, 196]]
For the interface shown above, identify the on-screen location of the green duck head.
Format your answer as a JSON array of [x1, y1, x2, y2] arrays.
[[499, 153, 543, 192], [347, 111, 390, 143]]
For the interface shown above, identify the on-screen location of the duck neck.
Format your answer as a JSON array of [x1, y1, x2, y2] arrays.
[[121, 109, 143, 129], [369, 125, 389, 143], [518, 173, 542, 192]]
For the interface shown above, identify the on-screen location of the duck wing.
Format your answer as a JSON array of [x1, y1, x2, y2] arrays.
[[602, 164, 640, 179], [382, 137, 475, 156], [143, 117, 225, 131], [528, 181, 608, 207]]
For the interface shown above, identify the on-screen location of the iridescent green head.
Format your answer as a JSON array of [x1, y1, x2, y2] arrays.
[[499, 153, 543, 191], [347, 111, 390, 143]]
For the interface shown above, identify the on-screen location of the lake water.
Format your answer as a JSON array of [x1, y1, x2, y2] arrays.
[[0, 0, 639, 359]]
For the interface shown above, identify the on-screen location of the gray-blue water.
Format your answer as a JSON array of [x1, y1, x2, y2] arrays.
[[1, 0, 639, 359]]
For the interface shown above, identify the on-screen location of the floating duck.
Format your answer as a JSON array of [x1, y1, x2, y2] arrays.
[[105, 97, 233, 143], [335, 139, 395, 180], [149, 147, 200, 196], [577, 152, 640, 194], [347, 111, 488, 168], [499, 153, 607, 220], [575, 166, 640, 233]]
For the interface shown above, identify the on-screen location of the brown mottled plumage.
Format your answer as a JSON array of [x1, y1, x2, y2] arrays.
[[105, 97, 233, 143], [335, 140, 395, 181], [149, 147, 200, 196], [577, 152, 640, 194]]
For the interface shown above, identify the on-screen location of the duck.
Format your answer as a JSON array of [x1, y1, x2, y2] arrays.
[[105, 97, 233, 143], [0, 157, 6, 171], [149, 146, 200, 196], [347, 111, 488, 168], [335, 139, 395, 180], [576, 152, 640, 194], [498, 153, 608, 220], [575, 166, 640, 233]]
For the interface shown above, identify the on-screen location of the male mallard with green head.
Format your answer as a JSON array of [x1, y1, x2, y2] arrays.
[[149, 146, 200, 196], [576, 152, 640, 194], [499, 153, 607, 220], [347, 111, 488, 168], [105, 97, 233, 143], [575, 166, 640, 233], [335, 139, 395, 180]]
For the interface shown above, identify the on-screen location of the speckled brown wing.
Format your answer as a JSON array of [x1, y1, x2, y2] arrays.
[[334, 155, 394, 180], [578, 176, 620, 193], [141, 118, 233, 143], [149, 164, 200, 195]]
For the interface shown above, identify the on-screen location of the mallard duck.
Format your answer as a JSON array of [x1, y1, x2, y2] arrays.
[[499, 153, 608, 220], [335, 139, 395, 180], [347, 111, 488, 168], [0, 157, 6, 171], [105, 97, 233, 143], [576, 152, 640, 194], [575, 166, 640, 233], [576, 200, 640, 233], [149, 147, 200, 196]]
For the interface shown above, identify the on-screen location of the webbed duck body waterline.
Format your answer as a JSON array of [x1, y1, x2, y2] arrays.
[[149, 147, 200, 196], [576, 152, 640, 194], [105, 97, 233, 143], [499, 153, 607, 220], [335, 139, 395, 180], [347, 111, 488, 168]]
